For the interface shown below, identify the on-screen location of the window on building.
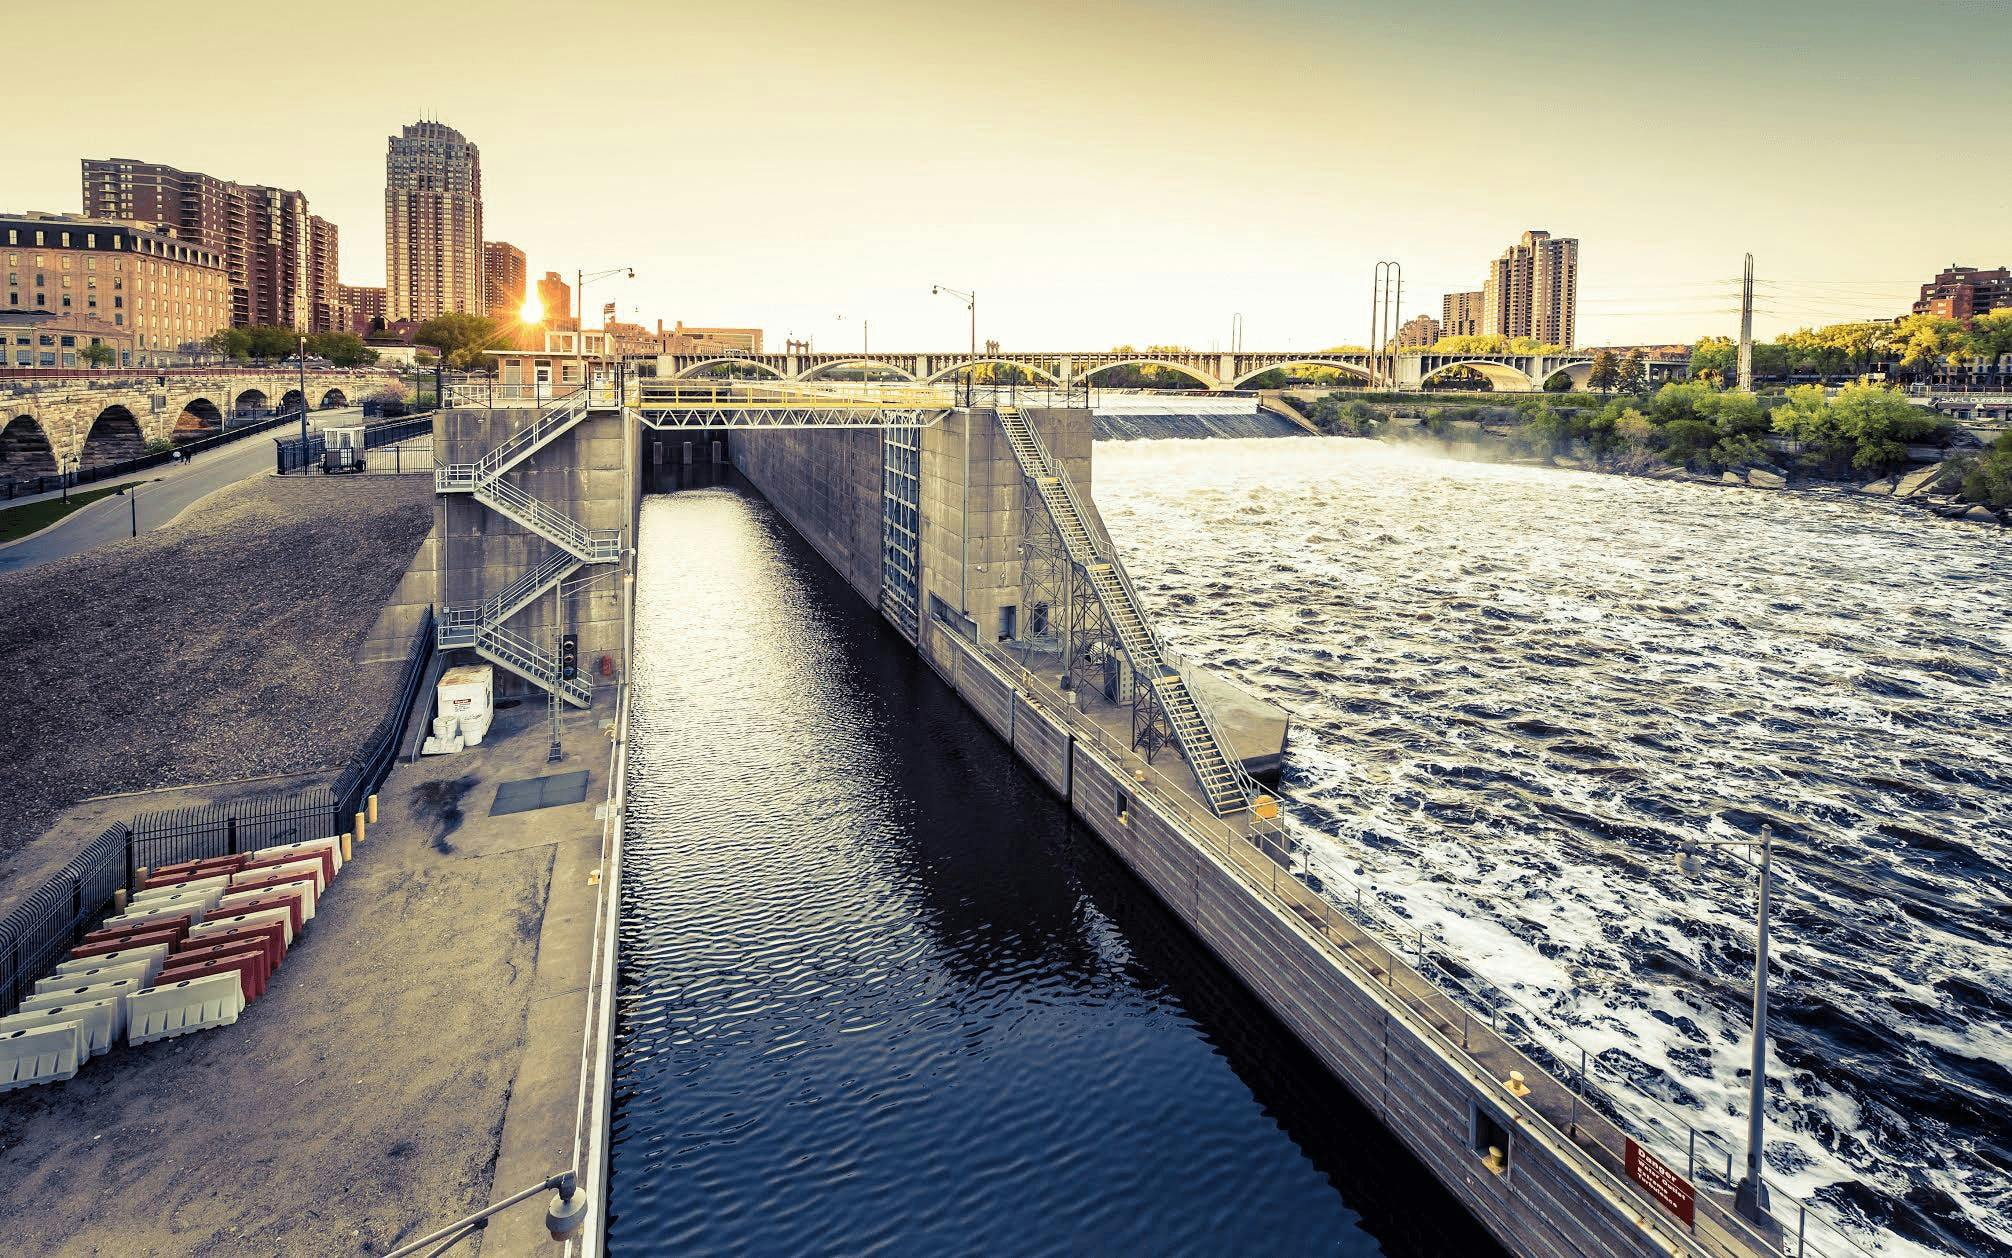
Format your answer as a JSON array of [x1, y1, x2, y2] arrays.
[[60, 335, 74, 347], [34, 274, 43, 287], [35, 293, 45, 307]]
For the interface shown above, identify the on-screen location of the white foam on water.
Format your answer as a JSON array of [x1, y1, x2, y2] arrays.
[[1095, 436, 2012, 1258]]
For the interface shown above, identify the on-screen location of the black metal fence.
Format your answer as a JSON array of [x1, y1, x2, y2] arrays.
[[0, 606, 436, 1015], [0, 824, 128, 1017], [274, 412, 436, 475]]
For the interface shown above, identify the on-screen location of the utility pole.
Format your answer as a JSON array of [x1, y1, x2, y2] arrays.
[[1737, 253, 1755, 393], [297, 333, 309, 469], [1370, 261, 1403, 389]]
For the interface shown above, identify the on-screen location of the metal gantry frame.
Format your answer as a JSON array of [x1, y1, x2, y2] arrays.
[[879, 424, 922, 641]]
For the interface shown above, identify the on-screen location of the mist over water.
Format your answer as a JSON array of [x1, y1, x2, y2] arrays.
[[1095, 436, 2012, 1258]]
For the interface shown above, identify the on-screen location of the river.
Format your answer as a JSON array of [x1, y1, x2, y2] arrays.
[[609, 472, 1501, 1255], [1092, 436, 2011, 1258]]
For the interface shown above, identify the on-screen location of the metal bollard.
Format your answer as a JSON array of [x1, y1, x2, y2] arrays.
[[342, 832, 354, 862], [368, 793, 379, 825], [355, 811, 367, 844], [113, 888, 128, 913]]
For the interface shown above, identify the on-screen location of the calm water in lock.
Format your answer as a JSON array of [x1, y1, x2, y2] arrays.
[[608, 471, 1497, 1257]]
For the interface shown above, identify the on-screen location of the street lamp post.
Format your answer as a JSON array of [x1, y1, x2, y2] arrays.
[[1676, 825, 1779, 1226], [575, 266, 634, 397], [931, 285, 975, 405], [297, 334, 310, 470]]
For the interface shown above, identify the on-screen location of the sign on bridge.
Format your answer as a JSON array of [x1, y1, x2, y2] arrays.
[[1623, 1137, 1696, 1226]]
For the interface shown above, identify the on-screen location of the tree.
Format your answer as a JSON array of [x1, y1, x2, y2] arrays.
[[78, 342, 117, 368], [1586, 350, 1620, 395], [1770, 381, 1946, 476], [414, 313, 507, 370], [208, 328, 251, 360], [1615, 350, 1646, 395], [307, 331, 378, 367], [1688, 336, 1736, 384]]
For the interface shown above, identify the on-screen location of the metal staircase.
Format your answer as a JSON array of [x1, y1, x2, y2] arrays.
[[434, 393, 617, 707], [996, 407, 1253, 816]]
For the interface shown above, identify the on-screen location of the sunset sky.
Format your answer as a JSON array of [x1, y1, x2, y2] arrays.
[[16, 0, 2010, 350]]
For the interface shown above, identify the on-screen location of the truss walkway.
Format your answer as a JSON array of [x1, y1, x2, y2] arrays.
[[630, 380, 954, 429], [434, 390, 618, 706]]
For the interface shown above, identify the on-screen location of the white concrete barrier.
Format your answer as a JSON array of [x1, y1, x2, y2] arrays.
[[125, 884, 225, 917], [219, 877, 317, 925], [22, 981, 136, 1043], [229, 857, 325, 896], [0, 1000, 119, 1061], [0, 1022, 82, 1091], [253, 837, 343, 880], [38, 957, 157, 994], [133, 875, 231, 906], [128, 973, 244, 1046], [56, 943, 170, 985], [189, 906, 293, 950]]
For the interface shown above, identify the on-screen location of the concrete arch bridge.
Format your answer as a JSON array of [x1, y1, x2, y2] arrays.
[[654, 349, 1686, 393], [1, 370, 394, 474]]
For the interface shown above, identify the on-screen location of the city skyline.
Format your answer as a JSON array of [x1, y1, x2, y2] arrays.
[[9, 0, 2010, 351]]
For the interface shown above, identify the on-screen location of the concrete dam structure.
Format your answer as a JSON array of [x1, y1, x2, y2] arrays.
[[431, 388, 1791, 1258]]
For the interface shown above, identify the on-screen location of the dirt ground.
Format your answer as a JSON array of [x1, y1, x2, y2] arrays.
[[0, 475, 434, 885], [0, 705, 574, 1256]]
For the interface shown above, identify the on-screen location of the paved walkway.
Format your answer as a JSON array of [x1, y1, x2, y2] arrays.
[[0, 702, 606, 1256], [0, 408, 364, 574]]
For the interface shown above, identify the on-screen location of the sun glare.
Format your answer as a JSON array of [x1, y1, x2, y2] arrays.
[[519, 294, 543, 323]]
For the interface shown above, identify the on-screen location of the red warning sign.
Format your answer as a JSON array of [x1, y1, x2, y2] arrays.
[[1625, 1137, 1696, 1226]]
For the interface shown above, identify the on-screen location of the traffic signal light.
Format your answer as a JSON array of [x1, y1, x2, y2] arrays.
[[560, 634, 579, 681]]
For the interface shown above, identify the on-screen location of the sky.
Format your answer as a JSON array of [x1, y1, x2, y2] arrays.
[[15, 0, 2011, 351]]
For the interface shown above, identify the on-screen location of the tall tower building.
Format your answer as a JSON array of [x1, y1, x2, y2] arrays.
[[81, 157, 342, 332], [384, 120, 483, 324], [1480, 230, 1578, 348], [537, 271, 574, 329], [1441, 290, 1485, 338], [483, 241, 527, 318]]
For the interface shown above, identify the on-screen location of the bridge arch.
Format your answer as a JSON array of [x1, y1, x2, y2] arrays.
[[233, 387, 269, 416], [1070, 358, 1218, 390], [278, 389, 305, 414], [797, 359, 920, 383], [1418, 359, 1537, 392], [1540, 361, 1595, 392], [0, 414, 58, 479], [1228, 359, 1374, 389], [173, 397, 224, 435], [81, 404, 146, 469], [670, 357, 789, 381], [920, 358, 1065, 387], [319, 387, 348, 409]]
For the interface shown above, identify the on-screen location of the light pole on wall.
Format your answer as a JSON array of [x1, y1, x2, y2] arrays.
[[296, 334, 309, 467], [576, 266, 634, 396], [931, 285, 975, 405], [1676, 825, 1782, 1227]]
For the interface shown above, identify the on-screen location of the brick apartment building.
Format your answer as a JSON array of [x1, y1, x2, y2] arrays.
[[1396, 314, 1441, 348], [81, 158, 342, 333], [385, 121, 483, 323], [1482, 229, 1578, 348], [1441, 290, 1485, 338], [2, 211, 230, 365], [483, 241, 526, 318], [1912, 265, 2012, 320]]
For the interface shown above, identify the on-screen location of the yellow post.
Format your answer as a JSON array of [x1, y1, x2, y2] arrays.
[[367, 794, 378, 825], [342, 832, 353, 862], [355, 811, 367, 844], [113, 888, 128, 913]]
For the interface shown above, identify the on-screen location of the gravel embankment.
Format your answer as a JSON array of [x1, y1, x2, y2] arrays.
[[0, 475, 434, 858]]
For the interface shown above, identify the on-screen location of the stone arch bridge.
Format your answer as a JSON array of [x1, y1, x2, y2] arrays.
[[1, 370, 395, 475], [652, 349, 1687, 393]]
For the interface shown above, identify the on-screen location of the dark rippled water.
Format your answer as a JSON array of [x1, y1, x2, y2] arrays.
[[608, 472, 1500, 1256], [1095, 437, 2012, 1258]]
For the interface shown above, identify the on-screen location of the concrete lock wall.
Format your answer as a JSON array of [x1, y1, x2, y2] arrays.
[[721, 403, 1702, 1258], [915, 619, 1677, 1258], [434, 407, 628, 698]]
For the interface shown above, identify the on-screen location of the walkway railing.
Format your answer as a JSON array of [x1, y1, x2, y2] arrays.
[[967, 638, 1873, 1258]]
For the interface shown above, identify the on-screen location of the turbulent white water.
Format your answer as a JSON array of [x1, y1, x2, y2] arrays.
[[1094, 437, 2012, 1258]]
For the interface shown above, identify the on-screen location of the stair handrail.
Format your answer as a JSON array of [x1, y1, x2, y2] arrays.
[[476, 477, 620, 559], [1002, 408, 1253, 813], [471, 391, 589, 481], [475, 620, 594, 706]]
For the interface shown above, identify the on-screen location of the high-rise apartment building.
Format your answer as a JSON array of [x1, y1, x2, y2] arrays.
[[483, 241, 526, 318], [2, 211, 230, 365], [536, 271, 572, 327], [81, 158, 342, 332], [1441, 290, 1485, 339], [1479, 230, 1578, 348], [338, 283, 386, 334], [384, 121, 483, 324], [1912, 265, 2012, 319], [1396, 314, 1441, 348]]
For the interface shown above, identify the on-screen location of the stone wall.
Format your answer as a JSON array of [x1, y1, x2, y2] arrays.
[[728, 427, 884, 601]]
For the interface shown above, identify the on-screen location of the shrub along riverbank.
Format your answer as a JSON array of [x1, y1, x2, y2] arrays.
[[1290, 383, 2008, 522]]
